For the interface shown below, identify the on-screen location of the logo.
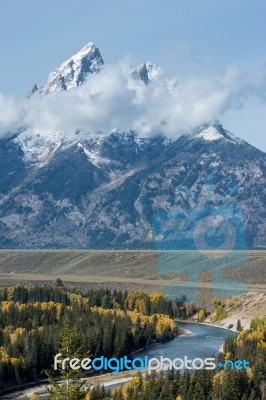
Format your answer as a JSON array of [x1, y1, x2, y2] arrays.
[[54, 354, 250, 375]]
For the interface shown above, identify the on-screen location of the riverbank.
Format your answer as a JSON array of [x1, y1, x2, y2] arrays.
[[174, 319, 238, 333], [197, 321, 238, 333], [178, 327, 196, 337], [209, 292, 266, 331], [175, 292, 266, 333]]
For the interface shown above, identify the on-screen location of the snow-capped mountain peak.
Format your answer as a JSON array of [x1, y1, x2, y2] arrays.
[[38, 42, 104, 95], [191, 123, 246, 145], [131, 61, 161, 84], [2, 43, 265, 250]]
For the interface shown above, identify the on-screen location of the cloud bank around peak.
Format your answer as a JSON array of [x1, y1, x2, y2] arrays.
[[0, 94, 24, 137], [0, 60, 265, 139]]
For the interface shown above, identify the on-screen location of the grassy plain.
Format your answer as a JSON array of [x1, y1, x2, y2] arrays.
[[0, 250, 265, 299]]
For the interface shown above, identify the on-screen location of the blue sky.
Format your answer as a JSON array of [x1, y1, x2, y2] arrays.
[[1, 0, 266, 150]]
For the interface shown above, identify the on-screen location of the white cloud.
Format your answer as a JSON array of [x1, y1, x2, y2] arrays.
[[0, 94, 23, 137], [0, 61, 265, 139]]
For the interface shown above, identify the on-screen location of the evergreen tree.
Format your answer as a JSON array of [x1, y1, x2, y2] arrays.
[[46, 319, 86, 400], [237, 319, 243, 332]]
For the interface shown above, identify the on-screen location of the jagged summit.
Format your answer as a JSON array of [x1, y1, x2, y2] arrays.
[[29, 44, 160, 97], [38, 42, 104, 95], [27, 83, 38, 98], [131, 62, 160, 84]]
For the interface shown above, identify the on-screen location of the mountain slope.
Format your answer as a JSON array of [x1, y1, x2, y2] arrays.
[[0, 123, 265, 249]]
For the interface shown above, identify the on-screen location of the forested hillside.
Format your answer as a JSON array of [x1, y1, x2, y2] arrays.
[[0, 285, 184, 389]]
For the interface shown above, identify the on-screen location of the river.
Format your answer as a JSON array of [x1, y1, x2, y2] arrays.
[[133, 321, 237, 362], [2, 322, 236, 399]]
